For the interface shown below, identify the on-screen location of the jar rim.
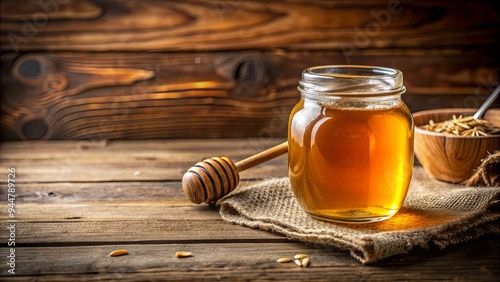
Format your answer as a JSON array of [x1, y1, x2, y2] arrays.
[[298, 65, 405, 98], [304, 65, 402, 79]]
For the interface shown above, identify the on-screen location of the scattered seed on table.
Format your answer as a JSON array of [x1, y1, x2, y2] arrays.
[[109, 249, 128, 257], [301, 257, 311, 267], [293, 254, 309, 260], [175, 251, 193, 258], [277, 257, 292, 263]]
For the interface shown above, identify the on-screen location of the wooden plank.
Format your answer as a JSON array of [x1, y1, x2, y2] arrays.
[[2, 51, 499, 140], [0, 139, 287, 159], [1, 0, 498, 51], [2, 240, 499, 280], [0, 218, 286, 244], [0, 179, 270, 203], [0, 161, 287, 182], [0, 243, 356, 279], [0, 181, 188, 203], [0, 139, 289, 182], [0, 202, 220, 221]]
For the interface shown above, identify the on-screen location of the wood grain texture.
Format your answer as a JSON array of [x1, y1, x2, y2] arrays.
[[0, 139, 498, 280], [1, 0, 499, 51], [0, 218, 286, 244], [3, 241, 499, 281], [2, 51, 499, 140], [0, 139, 288, 182]]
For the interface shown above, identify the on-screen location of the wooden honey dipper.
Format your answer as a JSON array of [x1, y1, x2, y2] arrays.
[[182, 141, 288, 204]]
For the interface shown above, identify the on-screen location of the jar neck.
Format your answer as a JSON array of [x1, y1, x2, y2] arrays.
[[298, 65, 406, 103]]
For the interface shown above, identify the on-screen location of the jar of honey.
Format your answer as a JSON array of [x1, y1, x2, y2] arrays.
[[288, 65, 414, 223]]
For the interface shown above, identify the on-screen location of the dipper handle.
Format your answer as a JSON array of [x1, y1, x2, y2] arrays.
[[182, 141, 288, 204]]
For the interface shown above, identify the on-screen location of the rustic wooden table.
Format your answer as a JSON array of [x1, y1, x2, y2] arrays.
[[1, 139, 499, 281]]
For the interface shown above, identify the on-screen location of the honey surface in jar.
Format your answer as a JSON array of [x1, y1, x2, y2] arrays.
[[288, 99, 414, 223]]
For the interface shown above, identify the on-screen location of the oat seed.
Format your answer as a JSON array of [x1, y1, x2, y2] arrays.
[[109, 249, 128, 257], [175, 251, 193, 258], [301, 257, 311, 267], [277, 257, 292, 263], [420, 115, 500, 136], [293, 254, 309, 260]]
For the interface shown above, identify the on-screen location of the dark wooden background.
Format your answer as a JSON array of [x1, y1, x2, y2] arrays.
[[1, 0, 499, 140]]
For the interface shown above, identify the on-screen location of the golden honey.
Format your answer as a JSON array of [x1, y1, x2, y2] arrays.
[[289, 66, 414, 223]]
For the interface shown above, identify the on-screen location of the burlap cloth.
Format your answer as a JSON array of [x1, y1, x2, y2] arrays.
[[217, 167, 500, 264]]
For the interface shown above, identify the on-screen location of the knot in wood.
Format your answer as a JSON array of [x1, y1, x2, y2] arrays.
[[234, 58, 268, 87], [11, 55, 48, 86], [18, 58, 41, 78], [21, 119, 48, 140]]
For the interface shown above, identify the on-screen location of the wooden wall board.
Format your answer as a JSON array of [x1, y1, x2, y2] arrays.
[[2, 51, 498, 140], [1, 0, 499, 52], [1, 0, 499, 140]]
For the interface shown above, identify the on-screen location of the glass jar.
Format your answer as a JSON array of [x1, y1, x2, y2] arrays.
[[288, 65, 414, 223]]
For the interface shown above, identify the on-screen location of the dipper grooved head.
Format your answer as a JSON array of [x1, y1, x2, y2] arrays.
[[182, 157, 239, 204]]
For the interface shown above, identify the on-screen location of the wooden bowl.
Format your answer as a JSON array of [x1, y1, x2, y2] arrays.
[[413, 108, 500, 183]]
